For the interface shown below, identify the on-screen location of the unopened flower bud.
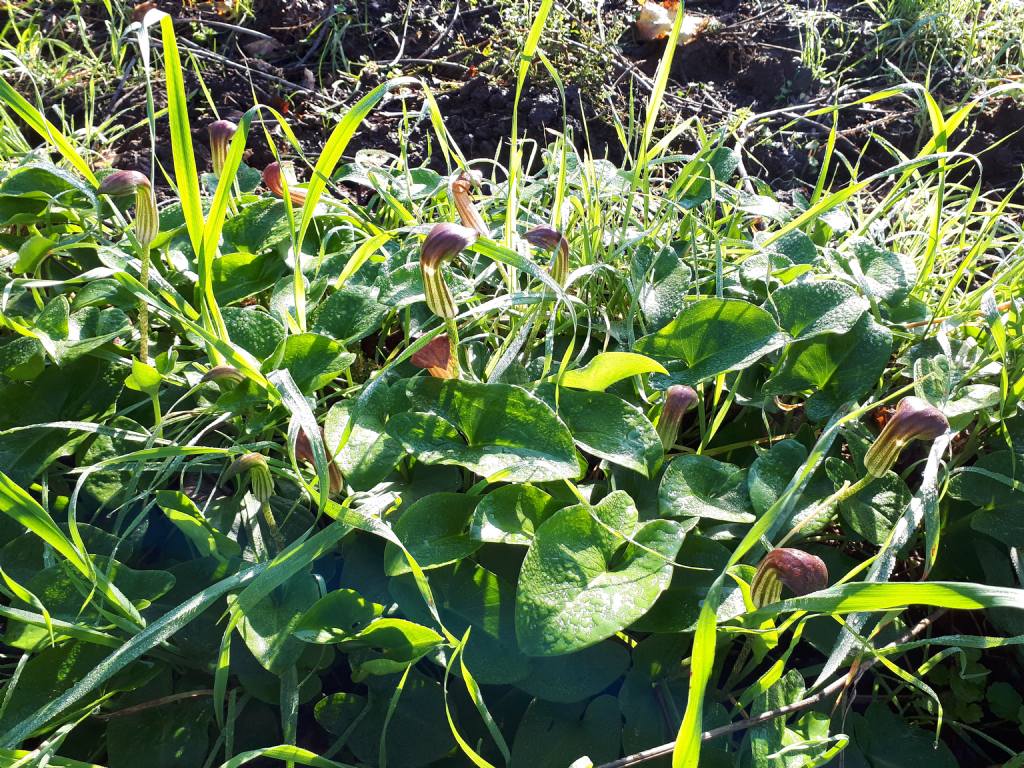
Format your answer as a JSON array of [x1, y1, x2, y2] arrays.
[[411, 334, 457, 379], [201, 365, 245, 385], [419, 223, 477, 319], [863, 396, 948, 478], [227, 452, 274, 503], [99, 170, 159, 247], [524, 225, 570, 287], [656, 384, 697, 449], [208, 119, 238, 177], [263, 161, 307, 206], [750, 548, 828, 608], [449, 170, 488, 236]]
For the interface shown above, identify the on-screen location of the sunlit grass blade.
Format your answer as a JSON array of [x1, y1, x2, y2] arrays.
[[0, 563, 266, 748], [0, 71, 97, 186], [504, 0, 554, 246], [672, 401, 870, 767], [297, 77, 420, 256], [217, 745, 356, 767], [744, 580, 1024, 619]]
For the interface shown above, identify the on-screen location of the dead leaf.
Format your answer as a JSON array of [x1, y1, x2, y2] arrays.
[[132, 2, 157, 23], [636, 1, 719, 44], [244, 38, 285, 59]]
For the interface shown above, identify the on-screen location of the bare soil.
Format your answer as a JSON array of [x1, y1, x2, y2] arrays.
[[14, 0, 1024, 197]]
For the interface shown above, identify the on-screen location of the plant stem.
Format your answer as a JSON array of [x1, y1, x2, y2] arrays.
[[150, 393, 162, 441], [776, 473, 875, 548], [260, 500, 283, 555], [138, 243, 151, 362], [444, 316, 461, 378]]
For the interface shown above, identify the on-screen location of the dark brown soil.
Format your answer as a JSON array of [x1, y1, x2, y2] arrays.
[[7, 0, 1023, 198]]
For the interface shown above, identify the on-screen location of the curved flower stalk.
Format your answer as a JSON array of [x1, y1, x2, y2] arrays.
[[524, 224, 570, 287], [449, 170, 488, 236], [226, 452, 282, 552], [263, 160, 307, 206], [420, 223, 478, 379], [656, 384, 698, 449], [411, 334, 458, 379], [98, 170, 159, 361], [863, 396, 949, 478], [750, 548, 828, 608], [207, 119, 238, 178]]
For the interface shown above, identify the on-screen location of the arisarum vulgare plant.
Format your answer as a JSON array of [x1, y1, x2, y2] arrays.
[[295, 426, 343, 497], [263, 160, 307, 206], [225, 452, 281, 552], [656, 384, 698, 449], [411, 334, 458, 379], [524, 224, 570, 287], [420, 222, 478, 378], [98, 169, 159, 361], [420, 223, 477, 319], [449, 170, 488, 236], [750, 548, 829, 608], [863, 396, 949, 478], [207, 119, 237, 178], [201, 365, 245, 386]]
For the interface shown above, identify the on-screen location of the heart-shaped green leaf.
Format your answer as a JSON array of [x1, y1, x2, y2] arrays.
[[515, 491, 685, 655], [510, 696, 621, 768], [539, 385, 662, 477], [383, 492, 481, 575], [636, 298, 789, 385], [265, 332, 355, 394], [471, 483, 563, 545], [294, 588, 383, 643], [387, 378, 579, 482], [764, 313, 891, 421], [324, 384, 404, 491], [767, 279, 868, 340], [659, 454, 755, 522]]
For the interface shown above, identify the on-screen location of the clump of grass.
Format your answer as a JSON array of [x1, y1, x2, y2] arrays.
[[0, 8, 1023, 768]]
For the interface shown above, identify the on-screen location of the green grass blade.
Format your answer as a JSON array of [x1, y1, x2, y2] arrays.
[[0, 75, 97, 186], [159, 15, 204, 258], [216, 746, 356, 768], [744, 581, 1024, 620], [0, 563, 266, 748], [0, 471, 92, 578], [297, 77, 419, 256], [505, 0, 554, 246]]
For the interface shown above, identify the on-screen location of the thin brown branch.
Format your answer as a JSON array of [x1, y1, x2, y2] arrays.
[[93, 689, 214, 720], [594, 610, 946, 768]]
